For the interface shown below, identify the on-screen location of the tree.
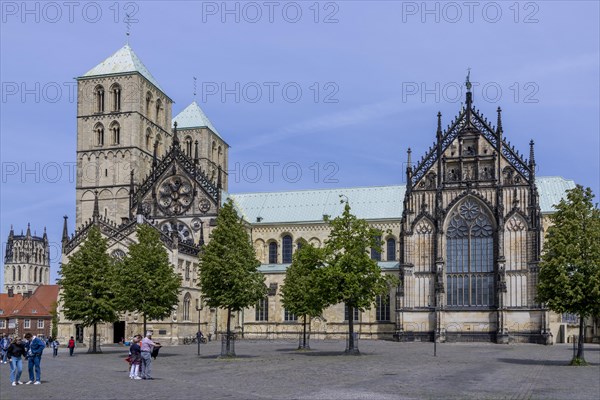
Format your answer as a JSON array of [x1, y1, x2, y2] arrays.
[[538, 185, 600, 365], [116, 224, 182, 334], [281, 239, 328, 349], [199, 199, 266, 356], [322, 199, 397, 354], [58, 226, 119, 353]]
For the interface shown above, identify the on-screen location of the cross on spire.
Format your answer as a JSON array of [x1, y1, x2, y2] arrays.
[[125, 13, 132, 44], [465, 67, 472, 91], [193, 77, 197, 97]]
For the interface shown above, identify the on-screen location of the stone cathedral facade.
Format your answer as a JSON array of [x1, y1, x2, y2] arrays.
[[56, 44, 580, 345]]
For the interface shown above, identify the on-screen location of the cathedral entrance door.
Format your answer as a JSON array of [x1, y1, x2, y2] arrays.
[[113, 321, 125, 343]]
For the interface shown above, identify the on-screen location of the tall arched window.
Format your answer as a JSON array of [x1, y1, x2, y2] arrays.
[[155, 99, 162, 123], [268, 242, 278, 264], [34, 267, 38, 282], [39, 268, 43, 283], [185, 136, 193, 157], [282, 235, 293, 263], [387, 238, 396, 261], [94, 123, 104, 146], [95, 85, 105, 113], [12, 266, 16, 281], [446, 199, 494, 307], [18, 266, 21, 281], [183, 293, 191, 321], [146, 92, 152, 115], [146, 128, 153, 150], [110, 121, 120, 145], [110, 84, 121, 111], [371, 236, 381, 261]]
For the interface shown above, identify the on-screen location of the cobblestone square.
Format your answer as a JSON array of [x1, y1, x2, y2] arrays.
[[1, 340, 598, 400]]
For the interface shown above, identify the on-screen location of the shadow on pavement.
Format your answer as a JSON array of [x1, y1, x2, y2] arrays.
[[497, 358, 599, 366]]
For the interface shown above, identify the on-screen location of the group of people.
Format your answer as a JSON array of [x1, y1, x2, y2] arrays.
[[1, 333, 78, 387], [1, 333, 45, 386], [127, 330, 161, 380]]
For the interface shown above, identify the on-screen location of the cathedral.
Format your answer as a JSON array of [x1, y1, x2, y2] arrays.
[[46, 44, 582, 345]]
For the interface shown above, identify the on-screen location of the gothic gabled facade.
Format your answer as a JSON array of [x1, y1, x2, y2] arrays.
[[397, 81, 549, 344]]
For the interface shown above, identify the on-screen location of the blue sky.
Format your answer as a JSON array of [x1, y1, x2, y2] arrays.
[[1, 0, 599, 286]]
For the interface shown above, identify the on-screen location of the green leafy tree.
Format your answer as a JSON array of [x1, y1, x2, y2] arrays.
[[199, 199, 266, 356], [322, 199, 397, 353], [538, 185, 600, 365], [116, 224, 182, 334], [58, 226, 119, 353], [281, 239, 328, 349], [50, 301, 59, 339]]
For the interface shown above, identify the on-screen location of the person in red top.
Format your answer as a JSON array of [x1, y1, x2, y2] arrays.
[[67, 337, 75, 357]]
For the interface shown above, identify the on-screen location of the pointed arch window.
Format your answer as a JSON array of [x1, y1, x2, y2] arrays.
[[39, 268, 43, 283], [446, 199, 494, 307], [268, 242, 278, 264], [95, 85, 105, 113], [110, 84, 121, 111], [18, 266, 21, 281], [183, 293, 191, 321], [34, 267, 38, 282], [387, 238, 396, 261], [376, 294, 391, 321], [110, 121, 120, 145], [282, 235, 293, 263], [12, 266, 16, 281]]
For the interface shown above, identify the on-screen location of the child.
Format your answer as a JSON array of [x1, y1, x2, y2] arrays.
[[51, 339, 59, 357], [128, 336, 142, 380]]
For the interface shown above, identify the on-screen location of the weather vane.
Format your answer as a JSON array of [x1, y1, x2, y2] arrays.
[[126, 13, 132, 43], [465, 67, 472, 91]]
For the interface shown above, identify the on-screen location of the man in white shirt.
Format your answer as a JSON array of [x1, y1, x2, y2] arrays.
[[140, 331, 160, 380]]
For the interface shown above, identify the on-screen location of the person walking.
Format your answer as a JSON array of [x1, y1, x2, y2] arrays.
[[67, 336, 75, 356], [7, 337, 26, 386], [51, 338, 59, 357], [24, 333, 44, 385], [128, 336, 142, 379], [0, 334, 10, 364], [140, 331, 161, 380]]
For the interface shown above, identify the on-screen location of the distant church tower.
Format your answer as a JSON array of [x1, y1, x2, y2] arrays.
[[4, 224, 50, 295], [75, 44, 174, 226]]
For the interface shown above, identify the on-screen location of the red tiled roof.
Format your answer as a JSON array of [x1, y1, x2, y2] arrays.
[[31, 285, 60, 311], [0, 293, 25, 317], [0, 285, 59, 318]]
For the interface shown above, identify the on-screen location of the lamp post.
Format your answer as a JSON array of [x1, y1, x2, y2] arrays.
[[195, 298, 202, 356]]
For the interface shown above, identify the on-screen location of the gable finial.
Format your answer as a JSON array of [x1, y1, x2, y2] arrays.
[[436, 112, 442, 138], [62, 215, 69, 244], [152, 140, 158, 168], [93, 190, 100, 219], [194, 140, 199, 164], [172, 121, 179, 147], [496, 107, 503, 135], [465, 68, 473, 112], [407, 147, 412, 167], [529, 139, 536, 167]]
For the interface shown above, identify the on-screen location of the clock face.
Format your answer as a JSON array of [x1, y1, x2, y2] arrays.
[[158, 175, 194, 216], [199, 198, 211, 214]]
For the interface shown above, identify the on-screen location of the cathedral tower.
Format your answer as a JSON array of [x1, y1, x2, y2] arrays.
[[75, 44, 173, 226], [4, 224, 51, 295]]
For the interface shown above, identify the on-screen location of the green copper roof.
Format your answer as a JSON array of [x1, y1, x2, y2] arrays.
[[229, 177, 575, 224], [536, 176, 577, 213], [172, 101, 223, 140], [81, 44, 164, 92], [258, 261, 399, 274], [230, 185, 405, 224]]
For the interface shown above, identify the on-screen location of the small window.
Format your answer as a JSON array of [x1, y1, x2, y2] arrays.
[[284, 309, 297, 322], [0, 320, 5, 328], [37, 319, 44, 329], [24, 319, 31, 329], [268, 242, 278, 264], [111, 84, 121, 111], [185, 263, 190, 281], [255, 297, 268, 321], [387, 238, 396, 261], [95, 85, 105, 113], [94, 123, 105, 146], [183, 293, 191, 321]]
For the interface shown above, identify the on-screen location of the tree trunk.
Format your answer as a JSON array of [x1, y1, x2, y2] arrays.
[[143, 314, 147, 336], [226, 307, 232, 355], [576, 314, 586, 361], [92, 323, 97, 353], [301, 314, 309, 349], [347, 304, 357, 353]]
